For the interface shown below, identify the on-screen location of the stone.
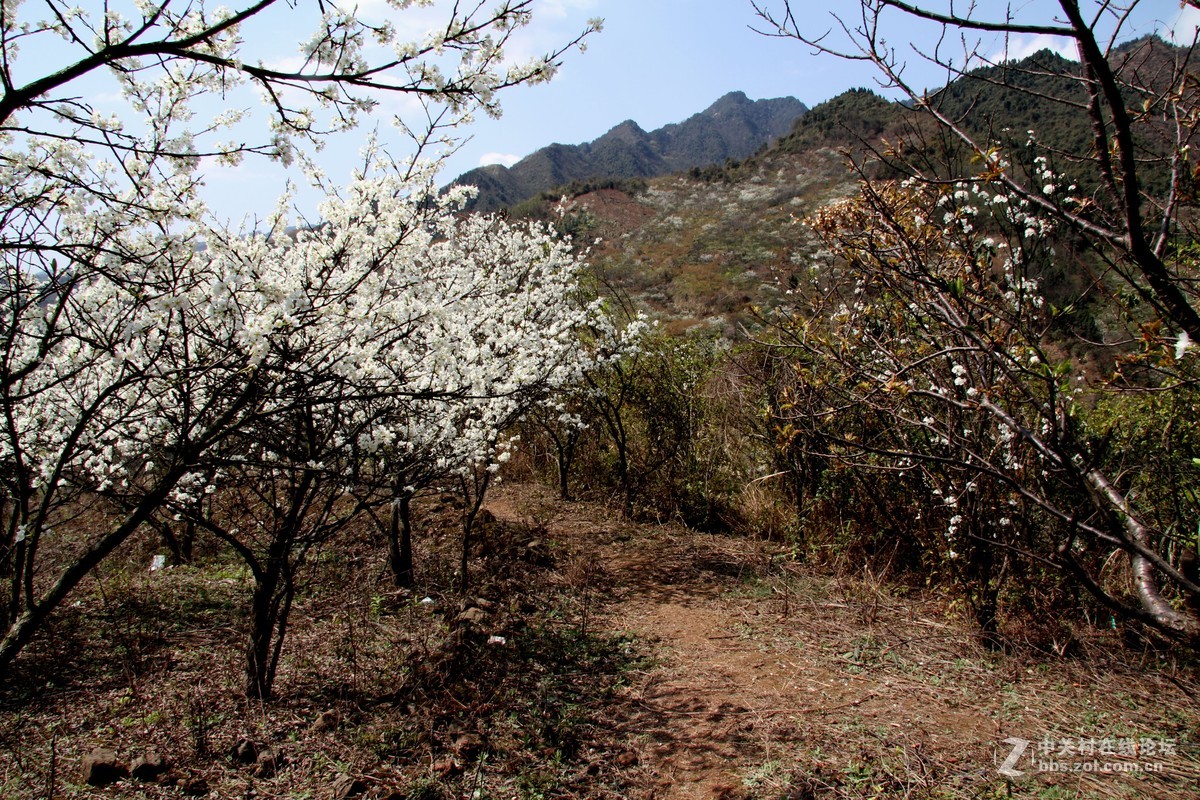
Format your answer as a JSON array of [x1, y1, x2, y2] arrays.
[[311, 709, 340, 733], [521, 539, 554, 566], [254, 747, 283, 778], [444, 627, 466, 652], [452, 733, 484, 758], [231, 737, 258, 764], [711, 784, 746, 800], [82, 748, 128, 786], [456, 606, 487, 625], [130, 751, 169, 782], [181, 777, 210, 796], [331, 774, 368, 799]]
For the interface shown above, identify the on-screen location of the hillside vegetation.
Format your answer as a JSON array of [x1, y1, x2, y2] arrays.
[[2, 9, 1199, 800], [508, 33, 1200, 643]]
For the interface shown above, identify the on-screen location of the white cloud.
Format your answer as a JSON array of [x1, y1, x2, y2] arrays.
[[375, 91, 430, 122], [990, 33, 1077, 64], [479, 152, 521, 168]]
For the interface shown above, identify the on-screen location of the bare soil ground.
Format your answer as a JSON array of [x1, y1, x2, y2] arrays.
[[1, 482, 1198, 799], [487, 484, 1200, 800]]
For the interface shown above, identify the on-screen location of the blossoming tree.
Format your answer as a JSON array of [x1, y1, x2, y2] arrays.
[[149, 166, 604, 698], [752, 0, 1200, 343], [771, 176, 1199, 641], [754, 0, 1200, 641], [0, 0, 598, 677]]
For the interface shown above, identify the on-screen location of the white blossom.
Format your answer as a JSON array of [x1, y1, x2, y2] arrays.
[[1176, 331, 1193, 361]]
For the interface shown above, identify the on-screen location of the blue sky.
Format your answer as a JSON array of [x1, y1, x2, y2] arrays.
[[48, 0, 1192, 223]]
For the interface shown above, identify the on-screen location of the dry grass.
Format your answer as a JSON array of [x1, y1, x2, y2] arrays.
[[0, 497, 650, 799], [487, 484, 1200, 800], [2, 483, 1198, 800]]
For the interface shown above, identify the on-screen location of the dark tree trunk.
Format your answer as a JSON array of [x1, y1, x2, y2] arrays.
[[388, 494, 414, 589], [1182, 548, 1200, 615], [153, 516, 197, 566], [554, 432, 577, 502], [458, 505, 477, 594], [0, 474, 183, 680], [457, 471, 492, 594], [245, 562, 290, 700], [178, 518, 196, 564]]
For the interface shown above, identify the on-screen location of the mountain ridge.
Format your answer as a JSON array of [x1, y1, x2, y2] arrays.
[[451, 91, 807, 212]]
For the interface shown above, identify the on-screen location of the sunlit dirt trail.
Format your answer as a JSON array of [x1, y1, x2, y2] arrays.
[[486, 483, 1200, 800], [485, 485, 992, 798]]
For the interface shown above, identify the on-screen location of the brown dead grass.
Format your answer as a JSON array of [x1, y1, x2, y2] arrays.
[[489, 483, 1200, 800], [1, 482, 1198, 800]]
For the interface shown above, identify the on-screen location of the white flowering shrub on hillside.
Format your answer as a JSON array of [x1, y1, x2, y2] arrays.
[[144, 165, 603, 696], [766, 172, 1200, 643], [0, 0, 599, 676]]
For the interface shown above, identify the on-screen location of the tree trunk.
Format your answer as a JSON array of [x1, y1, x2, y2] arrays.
[[245, 564, 286, 700], [388, 494, 414, 589], [1084, 467, 1200, 638], [0, 476, 181, 680], [178, 517, 196, 564], [457, 471, 492, 594], [554, 431, 578, 502], [152, 515, 197, 566]]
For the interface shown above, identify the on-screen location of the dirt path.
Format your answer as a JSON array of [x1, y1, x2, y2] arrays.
[[485, 484, 1200, 800]]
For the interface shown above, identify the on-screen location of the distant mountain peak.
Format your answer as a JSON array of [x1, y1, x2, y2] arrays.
[[610, 118, 644, 132], [449, 93, 806, 212], [601, 119, 649, 144], [706, 90, 752, 111]]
